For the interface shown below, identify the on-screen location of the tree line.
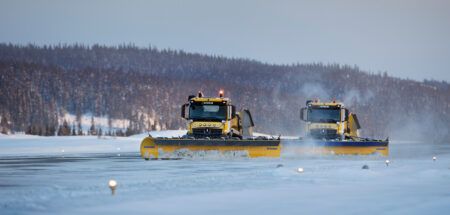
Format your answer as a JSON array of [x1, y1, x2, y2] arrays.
[[0, 43, 449, 142]]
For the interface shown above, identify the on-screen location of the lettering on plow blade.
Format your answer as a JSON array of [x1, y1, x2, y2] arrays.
[[157, 148, 251, 159], [144, 146, 155, 148]]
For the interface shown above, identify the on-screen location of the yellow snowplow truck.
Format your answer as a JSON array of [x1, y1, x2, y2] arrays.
[[140, 91, 281, 159], [290, 99, 389, 156], [300, 100, 362, 140]]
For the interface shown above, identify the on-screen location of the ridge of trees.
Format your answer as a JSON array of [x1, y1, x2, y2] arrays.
[[0, 43, 449, 141]]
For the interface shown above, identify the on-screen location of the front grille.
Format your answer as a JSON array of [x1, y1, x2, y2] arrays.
[[192, 128, 223, 138], [309, 128, 339, 140]]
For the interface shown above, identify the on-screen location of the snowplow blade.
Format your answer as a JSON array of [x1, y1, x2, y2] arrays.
[[140, 136, 281, 159], [282, 139, 389, 156]]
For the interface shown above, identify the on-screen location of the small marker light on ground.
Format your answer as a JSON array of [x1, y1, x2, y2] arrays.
[[433, 156, 436, 161], [385, 160, 390, 166], [108, 179, 117, 195], [297, 167, 304, 173]]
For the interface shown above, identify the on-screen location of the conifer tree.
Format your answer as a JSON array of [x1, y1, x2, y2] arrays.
[[89, 116, 97, 136], [77, 121, 83, 135], [0, 115, 9, 134]]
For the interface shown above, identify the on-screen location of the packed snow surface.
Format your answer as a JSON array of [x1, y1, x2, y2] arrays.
[[1, 131, 450, 215]]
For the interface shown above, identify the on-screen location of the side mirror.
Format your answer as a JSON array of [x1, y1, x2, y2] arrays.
[[300, 107, 307, 121], [231, 105, 236, 118], [341, 108, 350, 122], [181, 104, 188, 119]]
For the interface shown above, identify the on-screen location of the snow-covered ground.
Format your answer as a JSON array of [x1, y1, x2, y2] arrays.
[[1, 132, 450, 215], [0, 130, 186, 156]]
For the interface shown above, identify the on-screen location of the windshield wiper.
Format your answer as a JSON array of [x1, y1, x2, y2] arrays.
[[317, 119, 337, 123], [192, 117, 225, 121]]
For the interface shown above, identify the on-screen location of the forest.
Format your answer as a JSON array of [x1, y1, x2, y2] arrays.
[[0, 43, 449, 142]]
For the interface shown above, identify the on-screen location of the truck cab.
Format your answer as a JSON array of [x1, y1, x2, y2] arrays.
[[181, 91, 252, 139], [300, 100, 360, 140]]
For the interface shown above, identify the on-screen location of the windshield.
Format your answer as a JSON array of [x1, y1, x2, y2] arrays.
[[307, 108, 340, 123], [189, 104, 227, 120]]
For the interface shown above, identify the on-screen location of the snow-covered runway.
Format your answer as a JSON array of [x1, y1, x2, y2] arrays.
[[1, 133, 449, 215]]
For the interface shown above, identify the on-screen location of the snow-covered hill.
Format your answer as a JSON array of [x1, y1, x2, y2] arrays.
[[2, 44, 450, 141]]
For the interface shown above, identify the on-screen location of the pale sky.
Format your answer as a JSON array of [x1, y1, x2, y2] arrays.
[[1, 0, 450, 81]]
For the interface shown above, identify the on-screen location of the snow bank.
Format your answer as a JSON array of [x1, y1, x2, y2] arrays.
[[0, 130, 187, 156]]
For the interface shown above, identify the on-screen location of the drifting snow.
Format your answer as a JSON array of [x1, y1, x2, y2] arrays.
[[0, 131, 450, 214]]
